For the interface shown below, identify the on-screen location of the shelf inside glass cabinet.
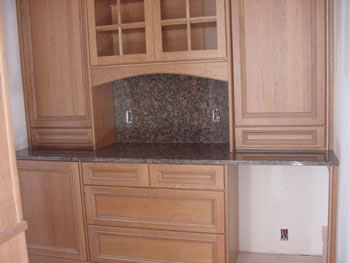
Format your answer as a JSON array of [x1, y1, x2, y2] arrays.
[[94, 0, 147, 57], [159, 0, 219, 52]]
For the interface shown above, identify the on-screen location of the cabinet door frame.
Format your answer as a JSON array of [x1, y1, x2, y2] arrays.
[[17, 161, 87, 261], [153, 0, 227, 61], [16, 0, 92, 128], [232, 0, 326, 127], [87, 0, 155, 66]]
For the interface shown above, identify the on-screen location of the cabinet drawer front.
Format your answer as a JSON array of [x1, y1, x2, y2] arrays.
[[150, 164, 224, 190], [82, 163, 149, 187], [236, 127, 326, 150], [88, 226, 225, 263], [85, 186, 225, 233], [31, 128, 93, 149]]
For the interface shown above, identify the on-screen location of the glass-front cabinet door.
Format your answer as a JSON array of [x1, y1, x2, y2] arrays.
[[153, 0, 227, 61], [87, 0, 154, 65]]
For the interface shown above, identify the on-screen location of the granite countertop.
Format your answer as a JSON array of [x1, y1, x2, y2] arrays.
[[16, 143, 339, 167]]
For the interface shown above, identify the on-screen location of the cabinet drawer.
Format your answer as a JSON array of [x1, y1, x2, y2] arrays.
[[88, 226, 225, 263], [149, 164, 224, 190], [82, 163, 149, 187], [235, 127, 326, 150], [85, 186, 225, 233], [31, 128, 93, 149]]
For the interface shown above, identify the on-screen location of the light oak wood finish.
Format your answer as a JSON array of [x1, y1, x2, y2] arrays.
[[235, 127, 326, 150], [29, 255, 88, 263], [17, 161, 87, 261], [326, 0, 335, 151], [225, 0, 234, 152], [149, 164, 224, 190], [88, 225, 225, 263], [28, 255, 89, 263], [17, 0, 91, 129], [85, 186, 225, 233], [231, 0, 329, 150], [91, 83, 116, 149], [82, 162, 149, 187], [327, 166, 338, 263], [31, 128, 94, 149], [153, 0, 227, 61], [232, 0, 326, 127], [225, 165, 239, 263], [91, 60, 228, 86], [87, 0, 155, 65], [0, 11, 29, 262]]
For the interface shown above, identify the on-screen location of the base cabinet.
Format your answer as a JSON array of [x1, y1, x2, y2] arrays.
[[17, 161, 87, 261], [88, 226, 225, 263], [18, 161, 238, 263]]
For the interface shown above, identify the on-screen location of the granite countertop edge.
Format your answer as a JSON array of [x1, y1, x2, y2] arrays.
[[16, 143, 340, 167]]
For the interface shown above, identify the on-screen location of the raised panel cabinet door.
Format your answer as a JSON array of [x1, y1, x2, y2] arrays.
[[149, 164, 225, 190], [17, 0, 91, 128], [232, 0, 326, 127], [153, 0, 227, 61], [85, 186, 225, 233], [88, 226, 225, 263], [87, 0, 155, 65], [17, 161, 87, 261], [82, 162, 149, 187]]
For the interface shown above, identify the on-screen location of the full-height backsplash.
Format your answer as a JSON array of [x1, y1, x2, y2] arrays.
[[113, 74, 229, 143]]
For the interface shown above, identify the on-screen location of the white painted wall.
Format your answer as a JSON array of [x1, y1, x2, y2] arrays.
[[0, 0, 28, 150], [334, 0, 350, 262], [239, 166, 329, 255]]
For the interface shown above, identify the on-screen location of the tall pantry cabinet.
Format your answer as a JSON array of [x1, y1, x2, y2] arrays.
[[232, 0, 330, 150]]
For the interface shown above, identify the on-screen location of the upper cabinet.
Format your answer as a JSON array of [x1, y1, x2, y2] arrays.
[[231, 0, 328, 150], [152, 0, 226, 61], [87, 0, 227, 66], [17, 0, 115, 150], [87, 0, 155, 65], [18, 0, 91, 129]]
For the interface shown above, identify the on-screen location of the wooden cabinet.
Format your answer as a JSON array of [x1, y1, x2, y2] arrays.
[[88, 225, 225, 263], [82, 162, 149, 187], [87, 0, 227, 66], [17, 0, 116, 150], [152, 0, 227, 61], [149, 164, 225, 190], [231, 0, 328, 150], [87, 0, 155, 65], [81, 162, 238, 263], [17, 0, 91, 129], [17, 161, 87, 261], [85, 186, 225, 233]]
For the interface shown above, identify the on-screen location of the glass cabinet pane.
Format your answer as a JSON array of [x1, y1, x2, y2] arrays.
[[120, 0, 145, 23], [160, 0, 186, 20], [122, 28, 146, 55], [162, 24, 188, 52], [96, 30, 120, 56], [95, 0, 118, 26], [189, 0, 216, 17], [191, 22, 218, 50]]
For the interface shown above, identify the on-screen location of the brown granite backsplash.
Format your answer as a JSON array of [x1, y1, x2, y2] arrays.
[[113, 74, 229, 143]]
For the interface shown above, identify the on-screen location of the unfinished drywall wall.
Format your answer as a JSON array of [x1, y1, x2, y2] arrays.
[[334, 0, 350, 262], [0, 0, 28, 150], [239, 166, 329, 255]]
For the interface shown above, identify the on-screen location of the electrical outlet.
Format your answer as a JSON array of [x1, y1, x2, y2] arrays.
[[281, 229, 288, 241], [126, 110, 132, 124], [212, 108, 220, 122]]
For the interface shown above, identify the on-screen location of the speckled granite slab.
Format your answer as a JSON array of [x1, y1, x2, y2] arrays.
[[113, 74, 229, 143], [16, 143, 339, 167]]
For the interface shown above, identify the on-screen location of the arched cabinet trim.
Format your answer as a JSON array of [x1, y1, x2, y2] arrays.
[[91, 61, 229, 87]]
